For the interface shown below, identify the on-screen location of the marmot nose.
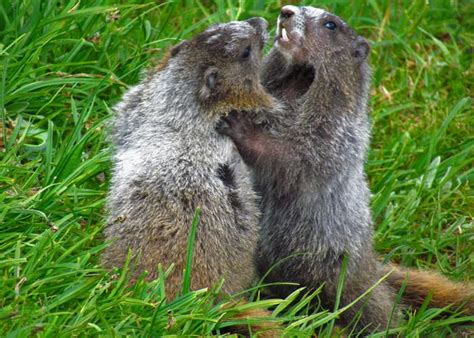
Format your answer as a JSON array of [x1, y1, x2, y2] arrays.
[[280, 5, 298, 19]]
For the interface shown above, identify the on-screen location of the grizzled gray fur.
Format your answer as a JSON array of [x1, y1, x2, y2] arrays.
[[103, 17, 275, 300], [218, 6, 398, 332]]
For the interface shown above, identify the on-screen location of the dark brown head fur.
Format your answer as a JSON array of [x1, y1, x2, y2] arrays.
[[263, 6, 370, 105], [162, 18, 274, 117]]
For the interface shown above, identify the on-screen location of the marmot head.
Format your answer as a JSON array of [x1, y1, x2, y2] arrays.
[[169, 17, 273, 116], [275, 6, 370, 68]]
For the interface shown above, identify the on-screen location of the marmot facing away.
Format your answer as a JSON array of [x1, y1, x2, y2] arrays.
[[218, 6, 473, 333], [103, 18, 274, 302]]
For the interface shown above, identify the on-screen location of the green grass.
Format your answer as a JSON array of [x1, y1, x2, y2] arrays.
[[1, 0, 472, 336]]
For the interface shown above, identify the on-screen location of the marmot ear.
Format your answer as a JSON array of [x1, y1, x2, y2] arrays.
[[199, 67, 219, 101], [352, 37, 370, 62], [246, 17, 269, 44], [246, 17, 268, 34], [170, 40, 188, 57]]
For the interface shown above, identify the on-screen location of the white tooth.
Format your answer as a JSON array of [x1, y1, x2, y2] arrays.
[[282, 28, 289, 41]]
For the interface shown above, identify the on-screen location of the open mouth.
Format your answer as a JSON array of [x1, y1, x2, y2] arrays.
[[280, 26, 290, 42], [277, 21, 292, 44]]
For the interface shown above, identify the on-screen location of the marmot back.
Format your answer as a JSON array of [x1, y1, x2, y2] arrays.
[[103, 18, 273, 302]]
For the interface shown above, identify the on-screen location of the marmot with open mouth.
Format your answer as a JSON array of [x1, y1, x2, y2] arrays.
[[218, 5, 473, 333]]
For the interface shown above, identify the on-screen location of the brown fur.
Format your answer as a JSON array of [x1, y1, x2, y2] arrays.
[[207, 88, 276, 118], [148, 50, 172, 75], [386, 265, 474, 314], [222, 300, 282, 337]]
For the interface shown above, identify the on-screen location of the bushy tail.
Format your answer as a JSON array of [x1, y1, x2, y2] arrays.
[[383, 264, 474, 314], [221, 300, 282, 337]]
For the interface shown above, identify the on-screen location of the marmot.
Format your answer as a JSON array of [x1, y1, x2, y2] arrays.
[[218, 5, 473, 333], [103, 17, 274, 310]]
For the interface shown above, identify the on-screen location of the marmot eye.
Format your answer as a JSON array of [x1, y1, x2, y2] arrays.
[[324, 21, 337, 30], [241, 45, 251, 59]]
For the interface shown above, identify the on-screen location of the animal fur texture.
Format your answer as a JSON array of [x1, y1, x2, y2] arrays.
[[218, 5, 473, 333], [103, 18, 274, 302]]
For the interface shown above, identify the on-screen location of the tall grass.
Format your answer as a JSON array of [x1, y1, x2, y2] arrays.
[[1, 0, 472, 336]]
